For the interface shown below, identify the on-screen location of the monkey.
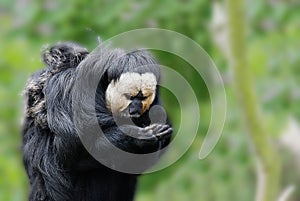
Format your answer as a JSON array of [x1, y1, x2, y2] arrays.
[[22, 41, 173, 201]]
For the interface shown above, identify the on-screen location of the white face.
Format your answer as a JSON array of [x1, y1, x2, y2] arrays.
[[105, 72, 157, 116]]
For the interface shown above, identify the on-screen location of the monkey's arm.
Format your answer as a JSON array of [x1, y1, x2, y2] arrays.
[[99, 115, 172, 154]]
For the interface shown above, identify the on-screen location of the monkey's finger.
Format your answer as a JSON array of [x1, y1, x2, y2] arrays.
[[137, 133, 157, 141], [144, 123, 161, 131], [150, 124, 168, 132], [153, 125, 169, 133], [155, 127, 173, 138]]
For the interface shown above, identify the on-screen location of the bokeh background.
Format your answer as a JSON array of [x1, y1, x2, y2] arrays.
[[1, 0, 300, 201]]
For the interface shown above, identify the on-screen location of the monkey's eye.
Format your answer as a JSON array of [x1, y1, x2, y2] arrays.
[[124, 93, 131, 99], [131, 96, 147, 101], [141, 96, 148, 101]]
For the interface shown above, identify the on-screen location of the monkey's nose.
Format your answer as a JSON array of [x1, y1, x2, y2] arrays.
[[129, 108, 139, 116], [129, 101, 142, 116]]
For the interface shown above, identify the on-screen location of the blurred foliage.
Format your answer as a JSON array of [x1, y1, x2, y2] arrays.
[[1, 0, 300, 201]]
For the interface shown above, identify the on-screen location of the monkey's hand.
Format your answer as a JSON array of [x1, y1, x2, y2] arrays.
[[144, 124, 173, 139], [119, 125, 156, 140], [118, 124, 172, 153], [145, 124, 173, 150], [120, 124, 172, 140]]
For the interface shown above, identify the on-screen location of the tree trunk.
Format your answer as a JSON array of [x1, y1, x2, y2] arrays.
[[226, 0, 281, 200]]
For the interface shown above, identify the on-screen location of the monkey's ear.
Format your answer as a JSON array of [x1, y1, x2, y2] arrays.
[[42, 42, 89, 70]]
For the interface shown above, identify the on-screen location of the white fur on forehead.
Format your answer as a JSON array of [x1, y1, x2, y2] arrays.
[[116, 72, 157, 94]]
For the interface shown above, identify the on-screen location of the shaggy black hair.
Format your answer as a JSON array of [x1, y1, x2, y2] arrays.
[[22, 42, 172, 201]]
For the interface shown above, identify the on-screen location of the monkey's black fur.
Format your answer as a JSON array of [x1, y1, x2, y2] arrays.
[[22, 42, 172, 201]]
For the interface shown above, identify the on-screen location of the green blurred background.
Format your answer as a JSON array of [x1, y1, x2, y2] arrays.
[[1, 0, 300, 200]]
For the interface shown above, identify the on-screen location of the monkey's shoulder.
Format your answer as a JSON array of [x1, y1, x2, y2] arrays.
[[42, 41, 89, 70]]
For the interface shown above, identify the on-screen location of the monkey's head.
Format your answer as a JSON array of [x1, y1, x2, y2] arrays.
[[104, 50, 160, 118], [106, 72, 157, 118]]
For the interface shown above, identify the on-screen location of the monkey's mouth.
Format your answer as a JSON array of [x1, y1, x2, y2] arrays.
[[120, 112, 141, 118], [120, 113, 141, 118]]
